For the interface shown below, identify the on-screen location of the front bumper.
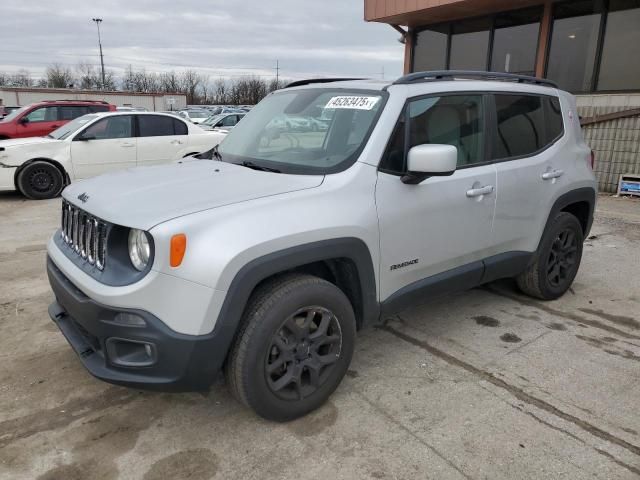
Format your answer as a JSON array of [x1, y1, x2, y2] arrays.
[[47, 257, 231, 391]]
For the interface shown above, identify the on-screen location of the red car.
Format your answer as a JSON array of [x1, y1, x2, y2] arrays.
[[0, 100, 116, 139]]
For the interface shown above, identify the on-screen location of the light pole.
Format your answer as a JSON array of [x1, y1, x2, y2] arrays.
[[92, 18, 106, 89]]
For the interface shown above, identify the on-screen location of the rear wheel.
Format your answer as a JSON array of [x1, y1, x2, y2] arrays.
[[517, 212, 583, 300], [17, 161, 64, 200], [225, 274, 355, 421]]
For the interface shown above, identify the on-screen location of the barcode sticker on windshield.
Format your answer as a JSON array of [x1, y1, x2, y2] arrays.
[[325, 96, 380, 110]]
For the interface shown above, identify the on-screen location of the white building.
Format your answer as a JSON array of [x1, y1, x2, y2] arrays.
[[0, 87, 187, 112]]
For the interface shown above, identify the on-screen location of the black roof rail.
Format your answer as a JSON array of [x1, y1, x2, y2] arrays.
[[284, 78, 365, 89], [393, 70, 558, 88]]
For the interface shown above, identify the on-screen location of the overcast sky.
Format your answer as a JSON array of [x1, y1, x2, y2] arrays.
[[0, 0, 404, 82]]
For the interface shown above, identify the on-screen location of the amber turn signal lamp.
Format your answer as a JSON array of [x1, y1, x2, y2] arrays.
[[170, 234, 187, 267]]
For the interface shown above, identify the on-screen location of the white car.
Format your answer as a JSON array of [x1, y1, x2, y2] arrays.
[[0, 112, 225, 199], [177, 110, 210, 124]]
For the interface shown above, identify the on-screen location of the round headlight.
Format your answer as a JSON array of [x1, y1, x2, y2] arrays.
[[128, 229, 151, 271]]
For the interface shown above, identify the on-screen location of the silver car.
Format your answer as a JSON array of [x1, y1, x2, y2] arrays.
[[46, 71, 597, 421]]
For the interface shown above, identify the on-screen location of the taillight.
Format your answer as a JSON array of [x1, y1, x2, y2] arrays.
[[590, 150, 595, 170]]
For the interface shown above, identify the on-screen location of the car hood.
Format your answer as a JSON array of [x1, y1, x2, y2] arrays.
[[0, 136, 59, 149], [62, 159, 324, 230]]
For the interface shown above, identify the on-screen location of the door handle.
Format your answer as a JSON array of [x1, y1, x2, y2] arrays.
[[466, 185, 494, 198], [170, 140, 184, 145], [542, 169, 564, 180], [120, 142, 135, 148]]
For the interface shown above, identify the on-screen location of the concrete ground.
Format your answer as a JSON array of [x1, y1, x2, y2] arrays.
[[0, 192, 639, 480]]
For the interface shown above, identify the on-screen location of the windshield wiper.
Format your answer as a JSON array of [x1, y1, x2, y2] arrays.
[[240, 161, 281, 173], [194, 144, 223, 161]]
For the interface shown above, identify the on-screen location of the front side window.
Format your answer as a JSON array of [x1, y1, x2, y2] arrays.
[[492, 94, 545, 159], [379, 95, 485, 173], [597, 0, 640, 91], [25, 106, 57, 123], [221, 115, 238, 127], [547, 1, 604, 92], [218, 88, 385, 174], [82, 115, 133, 140]]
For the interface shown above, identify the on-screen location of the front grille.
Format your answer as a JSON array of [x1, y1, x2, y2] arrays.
[[61, 199, 108, 270]]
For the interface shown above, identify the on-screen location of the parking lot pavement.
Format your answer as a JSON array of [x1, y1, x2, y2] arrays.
[[0, 191, 638, 480]]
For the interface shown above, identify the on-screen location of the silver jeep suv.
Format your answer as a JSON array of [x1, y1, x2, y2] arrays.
[[46, 71, 597, 421]]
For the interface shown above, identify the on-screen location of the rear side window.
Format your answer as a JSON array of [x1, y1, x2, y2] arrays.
[[88, 105, 110, 113], [492, 94, 545, 159], [58, 106, 88, 120], [492, 94, 564, 160], [545, 96, 564, 142], [174, 118, 188, 135], [138, 115, 182, 137]]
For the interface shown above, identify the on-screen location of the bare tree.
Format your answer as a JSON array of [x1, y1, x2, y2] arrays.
[[46, 64, 75, 88], [181, 69, 204, 104], [159, 71, 180, 93], [213, 78, 228, 104], [8, 69, 33, 87], [76, 61, 99, 89]]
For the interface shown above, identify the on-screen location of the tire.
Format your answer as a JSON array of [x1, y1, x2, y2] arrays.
[[225, 273, 356, 421], [517, 212, 584, 300], [17, 161, 64, 200]]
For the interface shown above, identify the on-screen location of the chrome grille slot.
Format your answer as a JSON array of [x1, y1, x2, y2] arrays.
[[60, 199, 108, 271]]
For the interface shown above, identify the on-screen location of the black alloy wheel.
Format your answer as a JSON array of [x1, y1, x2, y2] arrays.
[[546, 228, 578, 288], [265, 306, 342, 401]]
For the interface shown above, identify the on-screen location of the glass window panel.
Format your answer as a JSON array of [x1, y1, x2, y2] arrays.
[[491, 8, 542, 76], [413, 27, 448, 71], [547, 1, 604, 92], [492, 95, 545, 159], [449, 18, 491, 71], [597, 0, 640, 90], [409, 95, 485, 167]]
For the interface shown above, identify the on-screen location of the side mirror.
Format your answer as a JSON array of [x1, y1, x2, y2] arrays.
[[401, 144, 457, 185], [75, 133, 96, 141], [18, 117, 29, 124]]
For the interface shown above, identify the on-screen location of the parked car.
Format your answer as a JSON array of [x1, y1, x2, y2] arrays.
[[0, 105, 20, 119], [45, 72, 596, 422], [177, 109, 210, 124], [199, 113, 245, 131], [116, 106, 148, 112], [0, 100, 116, 139], [0, 112, 225, 199]]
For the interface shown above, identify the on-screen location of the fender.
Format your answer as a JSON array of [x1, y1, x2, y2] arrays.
[[538, 187, 596, 252], [208, 237, 379, 367], [14, 157, 70, 190]]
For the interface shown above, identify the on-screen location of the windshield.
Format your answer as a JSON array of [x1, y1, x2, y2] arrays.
[[202, 114, 225, 126], [218, 88, 385, 174], [0, 105, 29, 123], [48, 114, 98, 140]]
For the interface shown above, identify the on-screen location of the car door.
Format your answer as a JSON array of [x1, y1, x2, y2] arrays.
[[375, 94, 497, 303], [489, 93, 567, 257], [70, 115, 136, 179], [136, 115, 189, 167], [19, 106, 61, 138]]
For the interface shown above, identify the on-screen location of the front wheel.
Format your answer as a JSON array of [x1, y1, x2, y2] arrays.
[[225, 274, 356, 421], [17, 161, 64, 200], [517, 212, 584, 300]]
